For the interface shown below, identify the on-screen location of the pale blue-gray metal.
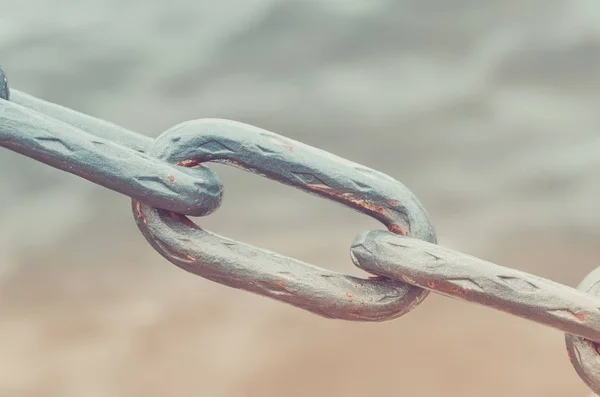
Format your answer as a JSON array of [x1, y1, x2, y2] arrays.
[[565, 266, 600, 395], [3, 62, 600, 393], [351, 229, 600, 342], [11, 89, 149, 153], [0, 73, 222, 217], [133, 118, 437, 321]]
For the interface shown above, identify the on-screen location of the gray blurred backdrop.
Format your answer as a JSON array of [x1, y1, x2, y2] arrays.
[[1, 1, 600, 396]]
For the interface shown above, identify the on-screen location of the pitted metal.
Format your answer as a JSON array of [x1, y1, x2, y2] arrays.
[[132, 118, 436, 321], [0, 92, 223, 217], [351, 229, 600, 342], [1, 62, 600, 394]]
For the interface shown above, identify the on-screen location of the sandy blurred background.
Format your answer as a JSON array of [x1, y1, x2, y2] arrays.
[[1, 0, 600, 396]]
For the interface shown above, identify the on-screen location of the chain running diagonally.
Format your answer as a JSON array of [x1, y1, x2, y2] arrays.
[[1, 64, 600, 394]]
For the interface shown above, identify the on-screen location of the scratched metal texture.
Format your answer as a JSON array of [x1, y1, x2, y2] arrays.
[[2, 1, 600, 397]]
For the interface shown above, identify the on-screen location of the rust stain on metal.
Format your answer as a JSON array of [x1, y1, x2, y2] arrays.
[[168, 175, 175, 183], [572, 311, 586, 322], [283, 143, 294, 152], [135, 200, 147, 224], [228, 160, 247, 169], [165, 210, 197, 228], [176, 159, 199, 168], [273, 280, 288, 289], [401, 274, 416, 284], [304, 185, 409, 235], [388, 224, 408, 235], [269, 280, 293, 294], [436, 283, 467, 296], [167, 211, 181, 220]]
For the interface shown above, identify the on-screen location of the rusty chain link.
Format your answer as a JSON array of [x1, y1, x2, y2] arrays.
[[2, 64, 600, 394]]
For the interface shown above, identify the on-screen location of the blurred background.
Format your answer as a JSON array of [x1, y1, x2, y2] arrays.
[[1, 0, 600, 396]]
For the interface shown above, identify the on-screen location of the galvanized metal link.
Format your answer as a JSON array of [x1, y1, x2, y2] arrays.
[[566, 267, 600, 395], [11, 89, 149, 154], [132, 118, 437, 321], [0, 76, 223, 217], [350, 229, 600, 342], [4, 62, 600, 393], [351, 230, 600, 394]]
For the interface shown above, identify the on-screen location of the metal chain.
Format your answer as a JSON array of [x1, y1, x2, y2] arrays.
[[2, 65, 600, 393]]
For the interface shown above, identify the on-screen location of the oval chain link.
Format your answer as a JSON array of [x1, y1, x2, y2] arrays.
[[0, 86, 223, 217], [566, 266, 600, 395], [2, 63, 600, 393], [132, 118, 437, 321]]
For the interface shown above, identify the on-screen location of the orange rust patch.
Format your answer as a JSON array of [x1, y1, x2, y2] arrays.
[[273, 280, 287, 288], [436, 283, 467, 296], [389, 224, 409, 235], [228, 160, 247, 169], [401, 274, 416, 284], [427, 281, 436, 289], [572, 311, 586, 322], [177, 159, 200, 168], [451, 287, 467, 295], [283, 143, 294, 152], [168, 175, 175, 183], [305, 186, 410, 234], [270, 280, 292, 293], [135, 201, 147, 224]]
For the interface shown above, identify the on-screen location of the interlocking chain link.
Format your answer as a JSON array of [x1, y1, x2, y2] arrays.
[[566, 268, 600, 395], [2, 92, 222, 216], [133, 118, 436, 321], [2, 64, 600, 393], [353, 230, 600, 342]]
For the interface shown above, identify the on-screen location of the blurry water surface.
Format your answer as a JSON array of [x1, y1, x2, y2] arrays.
[[1, 1, 600, 396]]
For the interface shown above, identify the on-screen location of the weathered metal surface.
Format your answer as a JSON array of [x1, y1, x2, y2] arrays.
[[2, 62, 600, 394], [351, 229, 600, 342], [566, 266, 600, 395], [0, 92, 223, 217], [11, 89, 149, 153], [132, 118, 436, 321]]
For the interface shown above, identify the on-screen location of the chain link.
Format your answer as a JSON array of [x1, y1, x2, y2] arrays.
[[2, 87, 223, 217], [1, 64, 600, 393], [133, 118, 436, 321], [353, 230, 600, 341]]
